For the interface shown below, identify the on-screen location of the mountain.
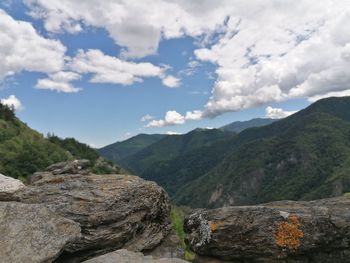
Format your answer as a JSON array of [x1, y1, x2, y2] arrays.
[[220, 118, 275, 133], [98, 134, 166, 163], [0, 103, 122, 180], [119, 128, 234, 176], [174, 96, 350, 208]]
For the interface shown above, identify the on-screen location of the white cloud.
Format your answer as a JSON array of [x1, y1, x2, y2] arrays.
[[194, 1, 350, 117], [147, 110, 185, 127], [166, 131, 181, 135], [162, 75, 181, 88], [185, 110, 203, 120], [140, 114, 154, 122], [308, 89, 350, 103], [0, 10, 179, 93], [6, 1, 350, 116], [1, 95, 23, 110], [36, 71, 81, 93], [147, 109, 203, 128], [24, 0, 230, 58], [265, 106, 297, 119], [69, 49, 169, 86], [179, 60, 201, 76], [0, 9, 66, 79]]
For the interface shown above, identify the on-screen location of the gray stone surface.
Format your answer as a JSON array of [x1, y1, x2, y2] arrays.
[[184, 197, 350, 262], [0, 173, 25, 200], [0, 201, 81, 263], [82, 249, 188, 263], [146, 230, 185, 259], [15, 161, 172, 261]]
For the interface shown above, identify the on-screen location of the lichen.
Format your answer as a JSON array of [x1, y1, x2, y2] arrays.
[[275, 214, 304, 250], [210, 221, 219, 232]]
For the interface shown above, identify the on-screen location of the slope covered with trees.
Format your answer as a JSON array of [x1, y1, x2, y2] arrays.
[[0, 103, 123, 179], [118, 128, 234, 176], [175, 97, 350, 207]]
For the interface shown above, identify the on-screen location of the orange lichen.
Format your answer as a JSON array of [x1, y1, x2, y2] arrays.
[[210, 222, 219, 232], [275, 215, 304, 249]]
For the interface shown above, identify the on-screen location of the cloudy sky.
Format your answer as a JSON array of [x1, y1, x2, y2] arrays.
[[1, 0, 350, 147]]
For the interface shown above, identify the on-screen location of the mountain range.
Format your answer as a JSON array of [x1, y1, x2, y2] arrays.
[[3, 96, 350, 209], [99, 96, 350, 208]]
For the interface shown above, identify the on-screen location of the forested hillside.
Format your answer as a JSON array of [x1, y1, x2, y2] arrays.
[[104, 97, 350, 208], [0, 103, 122, 179], [175, 97, 350, 207]]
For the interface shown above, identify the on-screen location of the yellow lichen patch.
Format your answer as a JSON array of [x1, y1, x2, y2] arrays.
[[210, 221, 219, 232], [275, 215, 304, 250]]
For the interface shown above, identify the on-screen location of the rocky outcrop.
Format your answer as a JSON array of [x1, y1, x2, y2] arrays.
[[184, 197, 350, 262], [82, 249, 188, 263], [0, 201, 80, 263], [13, 161, 172, 261], [0, 173, 25, 200]]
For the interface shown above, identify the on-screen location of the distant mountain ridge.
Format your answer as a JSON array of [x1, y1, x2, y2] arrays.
[[98, 134, 166, 163], [100, 96, 350, 208], [220, 118, 275, 133], [98, 117, 276, 169], [119, 128, 234, 176]]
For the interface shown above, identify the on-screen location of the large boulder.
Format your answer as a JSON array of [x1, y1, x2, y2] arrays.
[[14, 161, 172, 261], [0, 201, 81, 263], [184, 197, 350, 262], [82, 249, 189, 263], [0, 173, 25, 200]]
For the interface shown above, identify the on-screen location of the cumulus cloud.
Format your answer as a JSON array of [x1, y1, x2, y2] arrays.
[[0, 10, 179, 92], [1, 95, 23, 110], [308, 89, 350, 103], [24, 0, 230, 58], [265, 106, 297, 119], [140, 114, 154, 122], [185, 110, 203, 120], [162, 75, 181, 88], [68, 49, 174, 86], [147, 110, 185, 127], [147, 110, 203, 128], [194, 1, 350, 117], [6, 1, 350, 118], [36, 71, 81, 93], [0, 9, 66, 79]]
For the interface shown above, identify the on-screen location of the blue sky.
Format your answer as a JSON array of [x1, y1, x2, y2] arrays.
[[1, 1, 349, 147]]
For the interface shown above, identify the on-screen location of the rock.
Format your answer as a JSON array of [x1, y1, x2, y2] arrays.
[[14, 160, 172, 261], [0, 201, 81, 263], [0, 173, 25, 200], [29, 159, 91, 184], [146, 230, 185, 259], [184, 197, 350, 262], [82, 249, 189, 263]]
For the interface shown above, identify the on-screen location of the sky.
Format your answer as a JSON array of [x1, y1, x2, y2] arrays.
[[1, 0, 350, 147]]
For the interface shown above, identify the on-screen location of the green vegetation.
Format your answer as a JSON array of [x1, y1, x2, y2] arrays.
[[175, 97, 350, 207], [106, 96, 350, 208], [343, 192, 350, 198], [119, 128, 234, 176], [170, 207, 196, 262], [0, 103, 123, 179], [0, 104, 71, 179], [48, 135, 100, 162]]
